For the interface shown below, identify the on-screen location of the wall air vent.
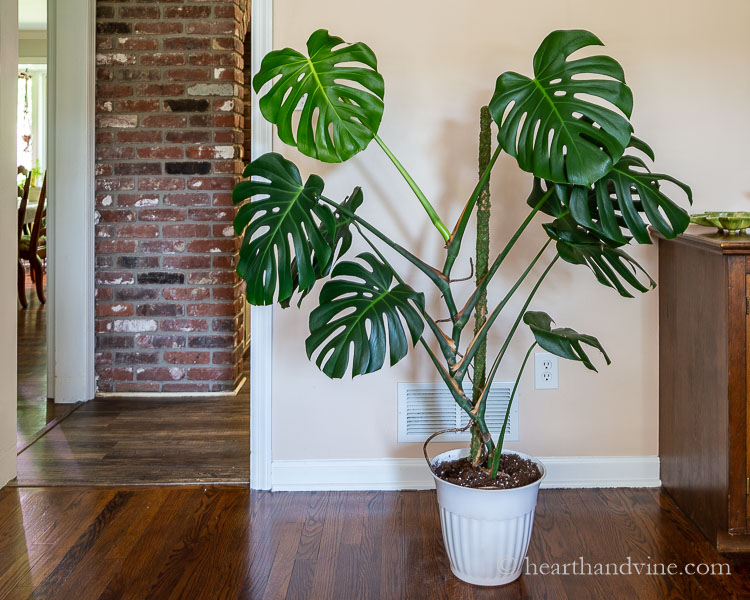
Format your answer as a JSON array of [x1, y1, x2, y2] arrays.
[[397, 382, 519, 443]]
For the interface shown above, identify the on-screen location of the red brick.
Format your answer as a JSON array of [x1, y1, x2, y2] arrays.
[[136, 146, 184, 160], [138, 209, 186, 222], [165, 68, 210, 82], [136, 83, 185, 96], [161, 319, 209, 332], [163, 6, 212, 18], [162, 256, 211, 269], [162, 287, 210, 301], [186, 303, 236, 317], [98, 209, 136, 222], [163, 37, 210, 51], [116, 37, 159, 51], [116, 130, 162, 143], [138, 177, 185, 191], [186, 239, 236, 253], [163, 351, 210, 364], [135, 367, 186, 381], [120, 7, 160, 19], [162, 224, 211, 238], [187, 367, 233, 380], [140, 53, 185, 67], [96, 239, 137, 254], [114, 99, 160, 112], [133, 22, 182, 35], [97, 368, 134, 381], [163, 192, 210, 206], [96, 303, 134, 317], [115, 224, 160, 238], [140, 240, 187, 254]]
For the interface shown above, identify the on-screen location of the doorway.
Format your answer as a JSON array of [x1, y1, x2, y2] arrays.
[[16, 0, 55, 454]]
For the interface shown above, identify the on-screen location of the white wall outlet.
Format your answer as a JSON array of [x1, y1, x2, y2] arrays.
[[534, 352, 558, 390]]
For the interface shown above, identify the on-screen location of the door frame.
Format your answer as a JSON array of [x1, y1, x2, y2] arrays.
[[46, 0, 96, 403], [0, 0, 19, 486], [249, 0, 274, 490], [40, 0, 274, 486]]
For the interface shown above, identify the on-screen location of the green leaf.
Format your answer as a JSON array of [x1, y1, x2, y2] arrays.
[[233, 152, 336, 305], [489, 29, 633, 186], [544, 216, 655, 298], [570, 155, 692, 244], [306, 253, 425, 379], [523, 311, 610, 371], [280, 187, 364, 309], [253, 29, 385, 163]]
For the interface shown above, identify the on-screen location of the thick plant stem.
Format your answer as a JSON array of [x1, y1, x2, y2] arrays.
[[373, 135, 451, 241], [490, 342, 536, 478], [470, 106, 492, 464]]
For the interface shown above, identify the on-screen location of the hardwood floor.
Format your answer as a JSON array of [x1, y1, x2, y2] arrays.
[[11, 386, 250, 486], [16, 277, 250, 485], [16, 284, 63, 453], [0, 486, 749, 599]]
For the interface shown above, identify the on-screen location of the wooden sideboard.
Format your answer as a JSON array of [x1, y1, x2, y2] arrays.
[[658, 226, 750, 552]]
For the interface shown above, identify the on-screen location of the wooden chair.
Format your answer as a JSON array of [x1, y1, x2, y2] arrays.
[[17, 176, 32, 308], [18, 173, 46, 306]]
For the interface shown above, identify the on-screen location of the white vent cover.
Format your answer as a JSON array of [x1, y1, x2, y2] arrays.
[[397, 382, 519, 443]]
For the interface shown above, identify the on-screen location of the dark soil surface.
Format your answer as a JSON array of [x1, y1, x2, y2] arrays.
[[433, 454, 542, 489]]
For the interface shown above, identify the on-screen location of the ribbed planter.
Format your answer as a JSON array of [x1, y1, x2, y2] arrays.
[[430, 448, 546, 586]]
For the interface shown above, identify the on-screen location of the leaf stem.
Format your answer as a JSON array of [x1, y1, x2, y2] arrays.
[[444, 144, 502, 276], [373, 135, 451, 241], [490, 342, 536, 478]]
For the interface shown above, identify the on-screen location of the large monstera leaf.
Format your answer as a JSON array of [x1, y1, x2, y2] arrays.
[[233, 152, 336, 305], [280, 187, 364, 309], [253, 29, 385, 163], [523, 311, 610, 371], [306, 253, 425, 379], [570, 155, 692, 244], [544, 216, 655, 298], [489, 29, 633, 186]]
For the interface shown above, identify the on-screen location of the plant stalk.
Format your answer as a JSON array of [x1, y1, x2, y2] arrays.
[[470, 106, 492, 464]]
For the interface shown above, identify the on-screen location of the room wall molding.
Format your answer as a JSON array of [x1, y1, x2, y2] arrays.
[[271, 456, 661, 491], [249, 0, 274, 491]]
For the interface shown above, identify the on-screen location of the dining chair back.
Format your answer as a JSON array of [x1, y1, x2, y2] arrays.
[[17, 175, 31, 240]]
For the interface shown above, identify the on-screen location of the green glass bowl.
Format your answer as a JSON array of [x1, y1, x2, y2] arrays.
[[690, 212, 750, 234]]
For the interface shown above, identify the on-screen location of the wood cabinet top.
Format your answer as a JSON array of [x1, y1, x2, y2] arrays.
[[653, 225, 750, 255]]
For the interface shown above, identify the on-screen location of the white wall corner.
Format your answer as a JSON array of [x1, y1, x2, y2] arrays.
[[270, 456, 661, 491]]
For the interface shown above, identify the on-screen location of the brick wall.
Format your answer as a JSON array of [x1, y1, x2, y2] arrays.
[[94, 0, 251, 394]]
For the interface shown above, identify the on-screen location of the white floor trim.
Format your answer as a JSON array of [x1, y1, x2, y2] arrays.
[[270, 456, 661, 491]]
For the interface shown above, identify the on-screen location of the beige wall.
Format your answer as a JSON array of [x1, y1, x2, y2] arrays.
[[271, 0, 750, 461]]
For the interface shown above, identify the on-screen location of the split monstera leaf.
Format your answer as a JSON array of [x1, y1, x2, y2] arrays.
[[233, 28, 692, 390]]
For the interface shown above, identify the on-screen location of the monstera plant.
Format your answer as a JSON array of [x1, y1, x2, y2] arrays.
[[234, 28, 691, 585], [235, 26, 690, 463]]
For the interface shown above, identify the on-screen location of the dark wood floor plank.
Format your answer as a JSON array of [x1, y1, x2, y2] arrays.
[[12, 391, 250, 486], [1, 487, 750, 599], [16, 288, 49, 452], [379, 491, 407, 600]]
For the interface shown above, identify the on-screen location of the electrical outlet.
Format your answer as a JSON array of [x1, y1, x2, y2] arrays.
[[534, 352, 558, 389]]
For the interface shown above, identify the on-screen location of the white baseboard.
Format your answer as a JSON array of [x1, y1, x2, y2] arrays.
[[270, 456, 661, 491]]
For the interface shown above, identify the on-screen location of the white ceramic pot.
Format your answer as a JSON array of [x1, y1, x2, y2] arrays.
[[430, 448, 546, 586]]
